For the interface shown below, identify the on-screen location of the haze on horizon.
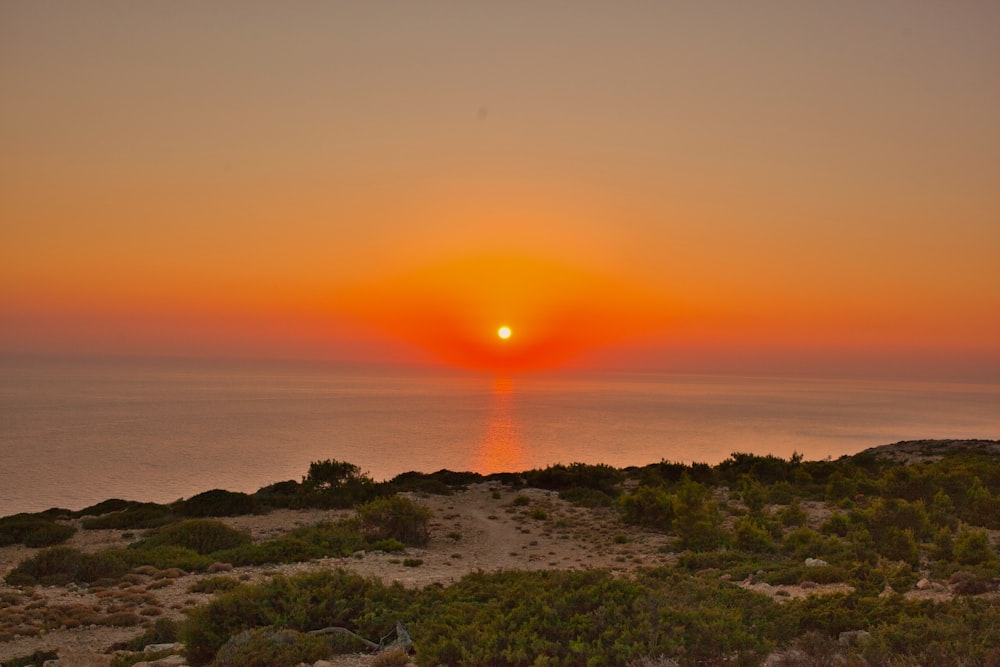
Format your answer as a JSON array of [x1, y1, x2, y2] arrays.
[[2, 2, 998, 380]]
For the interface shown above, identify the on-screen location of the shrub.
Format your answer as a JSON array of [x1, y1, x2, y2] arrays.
[[189, 575, 242, 594], [357, 496, 431, 547], [298, 459, 381, 508], [558, 486, 615, 507], [0, 514, 75, 547], [179, 489, 257, 517], [212, 627, 331, 667], [133, 519, 251, 554], [954, 528, 995, 566], [820, 512, 851, 537], [253, 479, 301, 508], [81, 503, 174, 529], [618, 485, 675, 530], [110, 617, 179, 651], [876, 527, 919, 566], [949, 571, 996, 596], [673, 477, 725, 551], [5, 546, 132, 586], [524, 462, 624, 495], [75, 498, 139, 517], [733, 516, 777, 553], [371, 648, 411, 667], [778, 499, 808, 528]]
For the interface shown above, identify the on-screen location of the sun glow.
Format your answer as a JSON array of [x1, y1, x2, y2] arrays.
[[498, 326, 512, 340]]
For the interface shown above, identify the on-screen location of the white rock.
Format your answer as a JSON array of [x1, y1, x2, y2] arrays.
[[804, 557, 829, 567], [145, 643, 181, 653]]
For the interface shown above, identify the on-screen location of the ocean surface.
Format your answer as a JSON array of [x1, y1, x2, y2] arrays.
[[2, 355, 999, 516]]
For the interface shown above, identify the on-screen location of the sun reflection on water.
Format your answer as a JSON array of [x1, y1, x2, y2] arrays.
[[475, 376, 527, 474]]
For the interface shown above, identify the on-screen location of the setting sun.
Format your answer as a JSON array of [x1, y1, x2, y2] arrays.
[[498, 326, 512, 340]]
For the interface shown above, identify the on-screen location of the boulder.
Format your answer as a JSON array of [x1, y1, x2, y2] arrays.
[[804, 557, 828, 567]]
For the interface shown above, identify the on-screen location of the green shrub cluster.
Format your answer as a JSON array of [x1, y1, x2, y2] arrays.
[[0, 513, 76, 547], [182, 567, 782, 666], [293, 459, 384, 509], [132, 519, 252, 554], [357, 495, 431, 547], [80, 502, 176, 530], [212, 627, 332, 667], [181, 565, 1000, 667], [524, 462, 624, 506], [179, 489, 257, 517], [5, 508, 416, 586], [618, 477, 724, 551]]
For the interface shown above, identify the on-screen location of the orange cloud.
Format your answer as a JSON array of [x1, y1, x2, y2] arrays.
[[334, 254, 669, 371]]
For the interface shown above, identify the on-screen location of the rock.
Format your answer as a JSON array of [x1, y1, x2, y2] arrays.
[[133, 656, 187, 667], [719, 573, 732, 581], [43, 660, 60, 667], [55, 652, 113, 667], [131, 658, 182, 667], [804, 557, 828, 567], [839, 630, 872, 646], [879, 584, 895, 598], [313, 662, 336, 667], [916, 577, 932, 590], [145, 643, 182, 653], [207, 562, 234, 573]]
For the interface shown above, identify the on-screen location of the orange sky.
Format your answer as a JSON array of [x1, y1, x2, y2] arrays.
[[2, 2, 999, 378]]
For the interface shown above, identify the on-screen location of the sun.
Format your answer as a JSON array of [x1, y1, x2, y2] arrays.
[[497, 326, 512, 340]]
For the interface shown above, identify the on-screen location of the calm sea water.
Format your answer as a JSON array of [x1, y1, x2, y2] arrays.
[[2, 356, 998, 516]]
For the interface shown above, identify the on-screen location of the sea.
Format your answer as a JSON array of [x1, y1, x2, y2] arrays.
[[2, 355, 998, 516]]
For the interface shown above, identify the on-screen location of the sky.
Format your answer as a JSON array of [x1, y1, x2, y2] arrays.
[[2, 1, 999, 378]]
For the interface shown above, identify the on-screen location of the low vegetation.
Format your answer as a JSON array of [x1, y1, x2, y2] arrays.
[[3, 496, 427, 586]]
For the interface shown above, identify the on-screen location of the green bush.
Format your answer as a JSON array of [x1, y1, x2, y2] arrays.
[[133, 519, 252, 554], [212, 627, 331, 667], [134, 545, 212, 572], [81, 503, 175, 529], [110, 617, 179, 651], [189, 575, 242, 594], [524, 462, 624, 495], [558, 486, 615, 507], [0, 513, 75, 547], [618, 485, 675, 530], [4, 546, 132, 585], [673, 477, 725, 551], [179, 489, 257, 517], [75, 498, 140, 517], [954, 528, 995, 566], [357, 496, 431, 547], [298, 459, 382, 508], [733, 516, 777, 553], [183, 568, 781, 666]]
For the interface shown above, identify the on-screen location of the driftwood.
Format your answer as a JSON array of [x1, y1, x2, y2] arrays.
[[309, 620, 413, 654]]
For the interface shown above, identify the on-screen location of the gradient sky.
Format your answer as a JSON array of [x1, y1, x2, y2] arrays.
[[2, 1, 998, 377]]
